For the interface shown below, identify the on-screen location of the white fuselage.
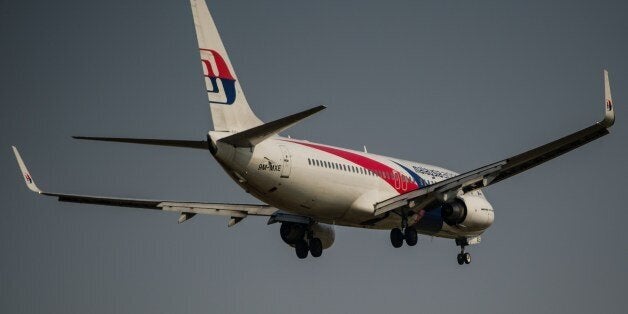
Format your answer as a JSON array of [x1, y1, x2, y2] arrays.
[[211, 133, 495, 239]]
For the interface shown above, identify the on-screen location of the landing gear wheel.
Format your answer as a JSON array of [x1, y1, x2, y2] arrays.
[[463, 252, 471, 264], [309, 238, 323, 258], [390, 228, 404, 248], [295, 239, 309, 259], [457, 253, 464, 265], [404, 227, 418, 246]]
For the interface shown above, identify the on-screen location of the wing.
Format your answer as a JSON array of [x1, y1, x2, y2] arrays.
[[375, 70, 616, 215], [11, 146, 279, 226]]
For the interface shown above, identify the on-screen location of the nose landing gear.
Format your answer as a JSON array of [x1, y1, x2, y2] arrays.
[[455, 238, 471, 265], [456, 251, 471, 265]]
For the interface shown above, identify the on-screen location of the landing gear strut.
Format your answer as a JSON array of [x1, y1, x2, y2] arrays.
[[455, 238, 471, 265], [389, 215, 418, 248]]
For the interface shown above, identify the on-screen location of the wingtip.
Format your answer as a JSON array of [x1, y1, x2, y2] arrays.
[[11, 146, 42, 193], [601, 69, 615, 128]]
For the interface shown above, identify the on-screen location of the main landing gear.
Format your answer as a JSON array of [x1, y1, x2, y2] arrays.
[[389, 217, 418, 248], [294, 236, 323, 259], [455, 238, 471, 265], [280, 223, 324, 259]]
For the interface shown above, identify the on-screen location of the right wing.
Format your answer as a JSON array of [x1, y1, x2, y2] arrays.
[[12, 146, 282, 226], [375, 70, 616, 215]]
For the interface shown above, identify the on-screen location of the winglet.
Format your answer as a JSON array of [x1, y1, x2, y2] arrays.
[[601, 69, 615, 128], [11, 146, 42, 193]]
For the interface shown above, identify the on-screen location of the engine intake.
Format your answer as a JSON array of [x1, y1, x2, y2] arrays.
[[441, 199, 467, 225], [280, 223, 306, 245]]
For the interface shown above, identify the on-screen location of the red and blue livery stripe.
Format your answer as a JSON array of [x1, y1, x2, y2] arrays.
[[284, 140, 420, 194]]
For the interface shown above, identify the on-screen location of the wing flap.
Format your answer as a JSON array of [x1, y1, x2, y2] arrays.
[[159, 202, 277, 216]]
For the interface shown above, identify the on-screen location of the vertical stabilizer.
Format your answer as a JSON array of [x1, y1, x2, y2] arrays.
[[190, 0, 263, 132]]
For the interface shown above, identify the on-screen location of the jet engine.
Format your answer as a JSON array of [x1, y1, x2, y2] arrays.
[[280, 222, 306, 244], [441, 194, 494, 231], [310, 223, 335, 249]]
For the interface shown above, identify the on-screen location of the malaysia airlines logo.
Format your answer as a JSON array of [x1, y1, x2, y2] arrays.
[[24, 173, 32, 184], [200, 48, 236, 105], [606, 99, 613, 111]]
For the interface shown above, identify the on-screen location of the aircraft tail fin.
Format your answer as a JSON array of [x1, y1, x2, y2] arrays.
[[190, 0, 263, 132]]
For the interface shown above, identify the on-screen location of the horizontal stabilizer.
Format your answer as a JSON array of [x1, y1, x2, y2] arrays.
[[73, 137, 209, 150], [219, 105, 326, 147]]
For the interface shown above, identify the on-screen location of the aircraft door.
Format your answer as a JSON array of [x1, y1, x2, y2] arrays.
[[279, 145, 292, 178]]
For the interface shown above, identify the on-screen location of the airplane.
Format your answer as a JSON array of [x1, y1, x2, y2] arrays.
[[12, 0, 616, 264]]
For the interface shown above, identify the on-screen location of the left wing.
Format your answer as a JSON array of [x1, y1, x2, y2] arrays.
[[375, 70, 616, 216], [12, 146, 278, 226]]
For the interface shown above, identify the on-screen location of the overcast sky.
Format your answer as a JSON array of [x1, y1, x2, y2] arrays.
[[1, 0, 627, 313]]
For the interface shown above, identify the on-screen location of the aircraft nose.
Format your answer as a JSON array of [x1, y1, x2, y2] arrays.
[[486, 209, 495, 226]]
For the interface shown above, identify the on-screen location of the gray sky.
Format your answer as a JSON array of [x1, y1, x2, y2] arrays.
[[1, 0, 627, 313]]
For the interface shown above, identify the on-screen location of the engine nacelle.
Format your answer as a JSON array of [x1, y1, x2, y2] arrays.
[[280, 222, 335, 249], [310, 223, 335, 249], [441, 194, 494, 231], [280, 223, 306, 245]]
